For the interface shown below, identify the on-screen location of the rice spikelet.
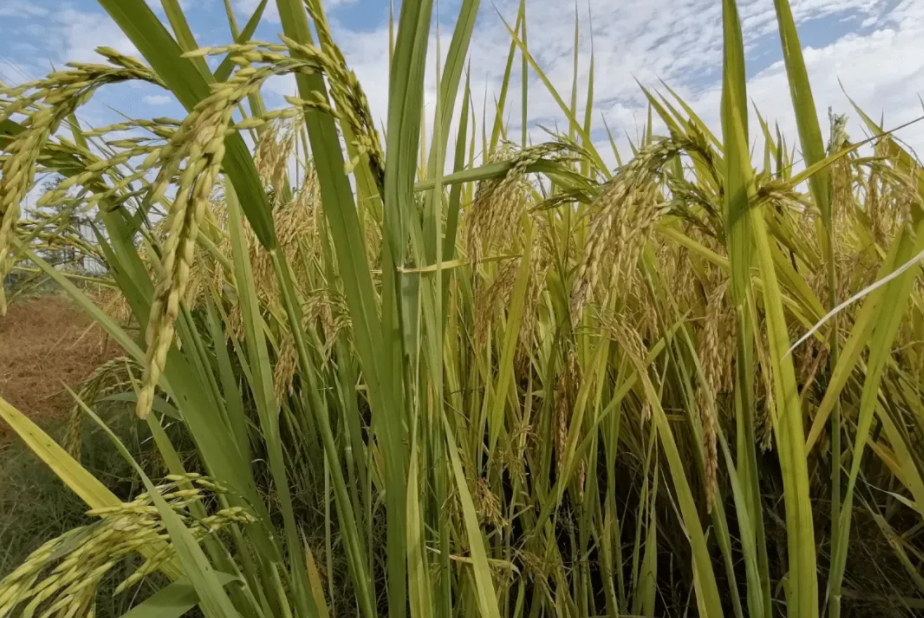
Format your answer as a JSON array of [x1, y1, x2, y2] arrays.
[[137, 104, 231, 419], [0, 477, 252, 617], [697, 282, 727, 509], [466, 140, 582, 268], [571, 136, 689, 323], [0, 49, 159, 314], [554, 347, 581, 476]]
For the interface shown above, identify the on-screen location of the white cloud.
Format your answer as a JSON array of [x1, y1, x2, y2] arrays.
[[234, 0, 280, 24], [142, 94, 173, 105], [50, 8, 140, 64], [3, 0, 921, 173], [460, 0, 897, 128], [0, 58, 40, 86], [323, 0, 923, 168], [233, 0, 356, 28], [671, 0, 924, 162], [0, 1, 49, 17], [263, 73, 298, 100], [11, 42, 38, 54], [145, 0, 193, 13]]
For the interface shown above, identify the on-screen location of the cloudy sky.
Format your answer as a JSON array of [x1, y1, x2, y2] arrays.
[[0, 0, 922, 166]]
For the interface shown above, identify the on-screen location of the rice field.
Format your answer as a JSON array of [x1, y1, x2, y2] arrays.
[[1, 0, 924, 616]]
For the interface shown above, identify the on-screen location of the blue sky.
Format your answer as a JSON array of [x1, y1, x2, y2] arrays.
[[0, 0, 922, 161]]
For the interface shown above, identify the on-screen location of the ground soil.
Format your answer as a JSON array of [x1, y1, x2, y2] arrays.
[[0, 294, 115, 431]]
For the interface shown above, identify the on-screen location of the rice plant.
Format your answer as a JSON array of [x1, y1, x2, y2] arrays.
[[2, 0, 924, 616]]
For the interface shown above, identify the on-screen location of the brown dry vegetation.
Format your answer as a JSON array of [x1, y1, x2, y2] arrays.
[[0, 294, 114, 428]]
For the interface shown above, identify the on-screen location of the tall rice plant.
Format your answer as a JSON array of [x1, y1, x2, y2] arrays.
[[3, 0, 924, 616]]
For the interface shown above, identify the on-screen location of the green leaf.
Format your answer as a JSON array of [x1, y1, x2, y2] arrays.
[[20, 243, 144, 362], [227, 183, 323, 618], [77, 397, 241, 618], [119, 574, 238, 618], [406, 438, 433, 618], [158, 0, 211, 78], [432, 0, 482, 162], [771, 0, 831, 224], [0, 394, 185, 582], [804, 226, 915, 452], [100, 392, 181, 420], [828, 223, 924, 614], [442, 413, 501, 618], [489, 0, 524, 154], [487, 221, 533, 453], [0, 394, 122, 511], [629, 360, 725, 616], [721, 2, 787, 616], [497, 11, 608, 176]]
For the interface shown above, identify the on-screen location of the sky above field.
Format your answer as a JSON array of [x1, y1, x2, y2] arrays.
[[0, 0, 922, 164]]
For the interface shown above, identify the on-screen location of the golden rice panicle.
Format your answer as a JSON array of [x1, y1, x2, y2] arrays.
[[227, 173, 324, 368], [570, 137, 683, 323], [0, 477, 250, 616], [64, 357, 137, 458], [554, 346, 581, 476], [516, 217, 554, 368], [697, 281, 727, 509], [753, 320, 776, 452], [0, 111, 55, 303], [305, 287, 352, 357], [280, 35, 385, 188], [865, 163, 885, 244], [254, 118, 301, 203], [473, 478, 504, 528], [465, 146, 525, 269], [0, 53, 159, 314], [474, 258, 519, 349], [600, 310, 647, 371], [273, 332, 299, 399], [35, 121, 175, 213], [132, 43, 333, 417], [465, 142, 568, 269], [137, 89, 238, 419]]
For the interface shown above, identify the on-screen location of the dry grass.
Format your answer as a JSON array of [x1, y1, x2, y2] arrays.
[[0, 295, 115, 430]]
